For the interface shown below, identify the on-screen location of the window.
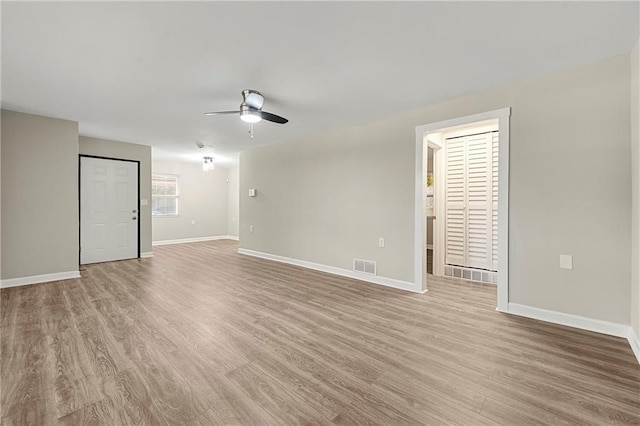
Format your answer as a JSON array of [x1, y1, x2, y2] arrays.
[[152, 174, 179, 216]]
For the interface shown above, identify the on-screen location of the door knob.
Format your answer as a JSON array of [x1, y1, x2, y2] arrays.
[[132, 217, 137, 220], [132, 209, 137, 213]]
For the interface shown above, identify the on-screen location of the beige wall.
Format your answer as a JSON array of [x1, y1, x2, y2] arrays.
[[631, 40, 640, 340], [151, 161, 229, 242], [241, 54, 631, 325], [79, 136, 152, 254], [1, 110, 79, 279], [227, 167, 239, 237], [1, 112, 3, 277]]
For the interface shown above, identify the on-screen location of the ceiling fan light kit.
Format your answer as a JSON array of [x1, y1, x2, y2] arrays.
[[239, 105, 262, 123]]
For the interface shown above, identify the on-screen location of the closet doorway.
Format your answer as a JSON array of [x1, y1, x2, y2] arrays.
[[415, 108, 510, 311], [426, 147, 435, 275]]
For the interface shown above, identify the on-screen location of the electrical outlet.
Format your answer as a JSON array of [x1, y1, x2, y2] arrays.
[[191, 219, 196, 225], [249, 225, 254, 233], [232, 216, 236, 222], [378, 237, 385, 248]]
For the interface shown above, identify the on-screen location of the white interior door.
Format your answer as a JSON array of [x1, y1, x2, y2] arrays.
[[80, 156, 139, 264]]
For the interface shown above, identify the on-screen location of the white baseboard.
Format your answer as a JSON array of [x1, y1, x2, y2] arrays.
[[628, 329, 640, 365], [152, 235, 238, 246], [1, 270, 81, 289], [507, 302, 639, 365], [237, 248, 420, 293], [140, 252, 154, 258], [506, 303, 629, 337]]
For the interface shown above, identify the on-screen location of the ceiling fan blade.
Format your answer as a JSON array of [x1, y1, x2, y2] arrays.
[[204, 110, 239, 116], [260, 111, 288, 124]]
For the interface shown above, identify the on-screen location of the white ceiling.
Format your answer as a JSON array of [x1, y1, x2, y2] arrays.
[[2, 1, 638, 167]]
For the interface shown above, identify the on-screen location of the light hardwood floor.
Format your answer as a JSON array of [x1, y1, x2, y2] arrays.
[[2, 240, 639, 425]]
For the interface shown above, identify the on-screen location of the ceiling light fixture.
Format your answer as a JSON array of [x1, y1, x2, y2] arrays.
[[239, 107, 262, 124], [203, 156, 214, 171]]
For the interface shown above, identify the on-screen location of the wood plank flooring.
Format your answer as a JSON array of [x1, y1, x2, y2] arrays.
[[2, 240, 639, 425]]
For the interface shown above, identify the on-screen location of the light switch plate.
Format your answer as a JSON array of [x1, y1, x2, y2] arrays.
[[140, 199, 148, 206], [248, 189, 256, 197], [560, 255, 573, 270]]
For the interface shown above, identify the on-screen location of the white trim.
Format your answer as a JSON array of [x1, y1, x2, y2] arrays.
[[152, 235, 238, 246], [238, 248, 419, 293], [506, 303, 640, 365], [506, 302, 630, 338], [419, 109, 510, 133], [140, 252, 154, 258], [414, 133, 427, 291], [415, 107, 510, 310], [628, 331, 640, 365], [496, 111, 510, 312], [1, 271, 81, 289], [432, 138, 445, 278]]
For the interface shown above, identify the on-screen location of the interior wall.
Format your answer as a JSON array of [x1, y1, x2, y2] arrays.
[[0, 0, 2, 281], [227, 167, 239, 238], [631, 39, 640, 340], [152, 161, 229, 242], [241, 119, 416, 282], [79, 136, 152, 254], [1, 110, 79, 279], [240, 53, 631, 325]]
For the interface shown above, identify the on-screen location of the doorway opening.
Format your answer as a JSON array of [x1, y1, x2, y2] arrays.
[[426, 147, 435, 275], [414, 108, 510, 311]]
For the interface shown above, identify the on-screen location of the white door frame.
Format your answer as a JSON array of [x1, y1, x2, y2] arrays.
[[428, 137, 445, 278], [414, 108, 510, 311], [79, 154, 141, 264]]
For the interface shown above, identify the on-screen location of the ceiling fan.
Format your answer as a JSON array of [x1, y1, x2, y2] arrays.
[[204, 89, 288, 124]]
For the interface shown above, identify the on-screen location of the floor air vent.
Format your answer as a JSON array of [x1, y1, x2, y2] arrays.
[[353, 259, 376, 275], [444, 265, 497, 284]]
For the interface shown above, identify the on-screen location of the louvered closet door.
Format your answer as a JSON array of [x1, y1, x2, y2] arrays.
[[445, 131, 498, 271], [445, 137, 466, 266], [466, 133, 492, 270], [491, 132, 499, 271]]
